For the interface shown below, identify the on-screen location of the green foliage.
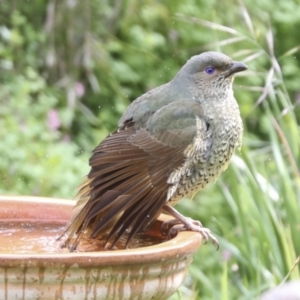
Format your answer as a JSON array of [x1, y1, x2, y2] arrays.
[[0, 0, 300, 299], [0, 67, 89, 197]]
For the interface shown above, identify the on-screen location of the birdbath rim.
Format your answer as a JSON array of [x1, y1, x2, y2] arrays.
[[0, 195, 203, 266]]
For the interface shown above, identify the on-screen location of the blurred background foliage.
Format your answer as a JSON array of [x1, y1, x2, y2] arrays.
[[0, 0, 299, 299]]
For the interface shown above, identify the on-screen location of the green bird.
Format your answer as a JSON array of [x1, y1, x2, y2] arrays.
[[63, 51, 247, 251]]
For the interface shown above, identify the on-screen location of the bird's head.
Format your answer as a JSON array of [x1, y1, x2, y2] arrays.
[[174, 51, 248, 98]]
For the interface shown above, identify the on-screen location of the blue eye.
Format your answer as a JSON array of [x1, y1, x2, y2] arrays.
[[205, 67, 215, 75]]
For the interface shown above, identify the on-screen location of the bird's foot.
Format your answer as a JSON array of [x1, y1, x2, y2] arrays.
[[165, 222, 219, 249], [162, 205, 219, 249], [161, 217, 202, 236]]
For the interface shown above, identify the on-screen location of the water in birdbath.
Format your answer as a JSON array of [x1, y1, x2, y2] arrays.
[[0, 222, 62, 253], [0, 221, 167, 253]]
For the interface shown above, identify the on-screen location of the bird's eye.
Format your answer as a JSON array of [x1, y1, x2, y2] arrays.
[[205, 67, 215, 75]]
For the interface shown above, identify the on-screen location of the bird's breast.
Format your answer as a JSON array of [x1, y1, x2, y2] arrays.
[[167, 112, 243, 206], [207, 113, 243, 167]]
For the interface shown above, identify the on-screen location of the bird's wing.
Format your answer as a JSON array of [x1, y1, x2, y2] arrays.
[[146, 100, 208, 147], [64, 100, 212, 249]]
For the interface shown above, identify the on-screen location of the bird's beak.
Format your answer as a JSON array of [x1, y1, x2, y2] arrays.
[[224, 61, 248, 77]]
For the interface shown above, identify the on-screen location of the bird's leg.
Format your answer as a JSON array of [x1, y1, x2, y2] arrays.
[[162, 205, 219, 249]]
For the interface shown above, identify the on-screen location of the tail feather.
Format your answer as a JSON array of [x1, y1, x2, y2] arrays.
[[84, 190, 122, 221], [90, 194, 131, 237], [125, 194, 165, 247]]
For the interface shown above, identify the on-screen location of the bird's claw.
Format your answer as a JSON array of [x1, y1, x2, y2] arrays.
[[161, 218, 219, 250], [161, 219, 181, 236], [161, 217, 202, 235]]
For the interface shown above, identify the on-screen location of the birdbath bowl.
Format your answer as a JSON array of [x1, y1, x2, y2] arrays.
[[0, 195, 202, 300]]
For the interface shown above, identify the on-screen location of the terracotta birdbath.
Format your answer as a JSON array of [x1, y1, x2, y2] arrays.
[[0, 195, 202, 300]]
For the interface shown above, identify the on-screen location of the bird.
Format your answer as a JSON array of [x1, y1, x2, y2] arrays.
[[62, 51, 248, 251]]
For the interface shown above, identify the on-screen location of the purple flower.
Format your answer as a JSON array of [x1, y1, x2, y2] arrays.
[[75, 82, 85, 98], [47, 109, 61, 131]]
